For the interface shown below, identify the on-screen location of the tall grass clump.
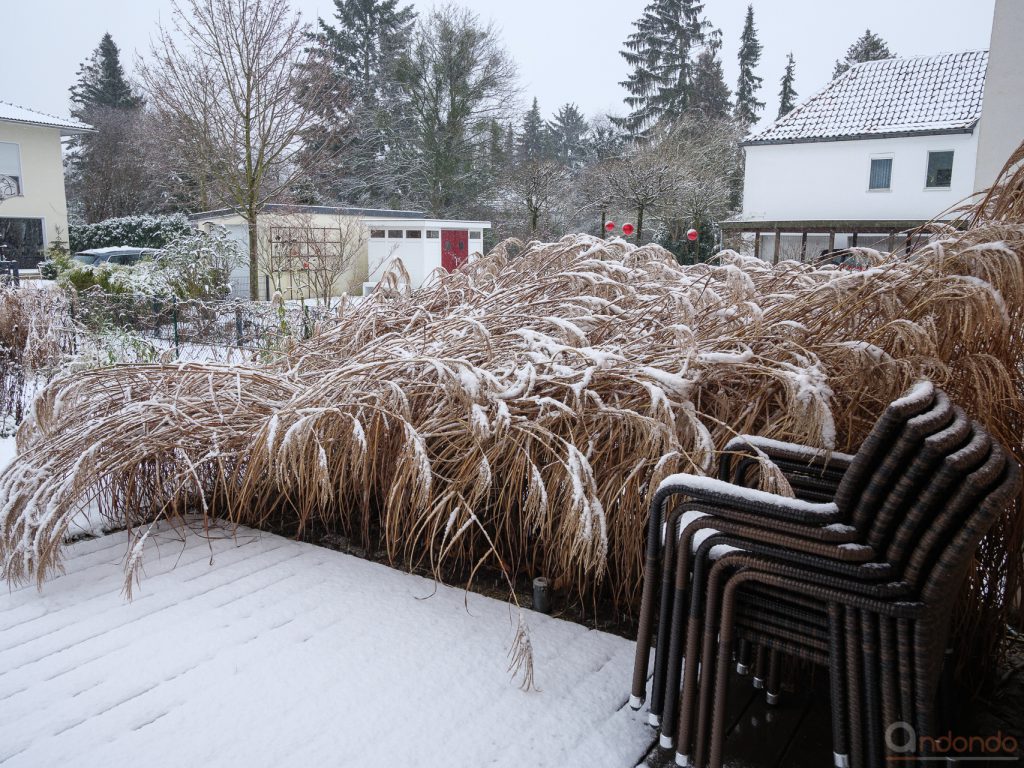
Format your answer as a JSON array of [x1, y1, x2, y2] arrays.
[[4, 155, 1024, 686]]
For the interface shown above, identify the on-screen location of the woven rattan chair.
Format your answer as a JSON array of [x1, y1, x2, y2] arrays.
[[626, 382, 933, 720], [667, 425, 1014, 768]]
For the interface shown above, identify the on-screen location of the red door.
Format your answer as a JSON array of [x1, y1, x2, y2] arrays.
[[441, 230, 469, 272]]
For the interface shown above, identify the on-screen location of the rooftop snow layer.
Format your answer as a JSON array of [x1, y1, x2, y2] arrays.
[[747, 50, 988, 145], [0, 100, 93, 134]]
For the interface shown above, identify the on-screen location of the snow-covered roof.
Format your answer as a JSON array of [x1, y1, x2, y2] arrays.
[[191, 203, 426, 221], [0, 100, 93, 135], [746, 50, 988, 146]]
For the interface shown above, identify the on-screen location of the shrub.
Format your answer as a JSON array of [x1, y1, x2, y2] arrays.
[[68, 214, 192, 253]]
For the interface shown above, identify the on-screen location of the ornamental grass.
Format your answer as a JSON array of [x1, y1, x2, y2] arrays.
[[4, 158, 1024, 686]]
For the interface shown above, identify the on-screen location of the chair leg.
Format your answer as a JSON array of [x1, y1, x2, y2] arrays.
[[648, 506, 685, 722], [631, 499, 673, 710], [845, 610, 864, 768], [828, 604, 850, 768], [861, 613, 882, 768], [878, 617, 899, 760], [736, 638, 751, 675], [660, 533, 699, 749], [766, 649, 782, 705], [752, 645, 766, 689]]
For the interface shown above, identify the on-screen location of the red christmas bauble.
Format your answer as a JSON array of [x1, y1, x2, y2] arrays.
[[686, 228, 698, 241], [604, 221, 615, 232], [622, 223, 635, 236]]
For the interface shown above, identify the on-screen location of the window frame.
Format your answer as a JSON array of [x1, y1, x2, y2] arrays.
[[867, 155, 893, 192], [0, 141, 24, 197], [370, 229, 386, 239], [425, 230, 440, 239], [925, 150, 955, 190], [387, 229, 404, 239], [469, 230, 483, 240], [406, 229, 422, 239]]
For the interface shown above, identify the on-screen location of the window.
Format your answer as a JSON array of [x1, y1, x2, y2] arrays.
[[868, 157, 892, 190], [926, 151, 954, 188], [406, 230, 422, 238], [387, 229, 403, 238], [426, 230, 440, 239], [370, 229, 385, 239], [0, 217, 44, 268], [0, 142, 22, 196], [469, 230, 482, 240]]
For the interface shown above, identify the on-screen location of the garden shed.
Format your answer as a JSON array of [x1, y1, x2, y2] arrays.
[[189, 204, 490, 301]]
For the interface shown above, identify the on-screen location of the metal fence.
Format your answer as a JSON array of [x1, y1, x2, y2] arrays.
[[1, 287, 336, 429]]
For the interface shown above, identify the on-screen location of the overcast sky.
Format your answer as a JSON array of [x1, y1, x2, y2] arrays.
[[1, 0, 997, 132]]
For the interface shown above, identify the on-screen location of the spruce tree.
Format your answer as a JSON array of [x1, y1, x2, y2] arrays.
[[547, 104, 590, 166], [832, 30, 894, 79], [618, 0, 709, 136], [691, 32, 732, 120], [777, 52, 797, 119], [733, 5, 763, 128], [518, 98, 549, 160], [309, 0, 416, 106], [69, 33, 142, 114]]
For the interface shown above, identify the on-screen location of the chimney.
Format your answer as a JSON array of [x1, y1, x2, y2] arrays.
[[973, 0, 1024, 192]]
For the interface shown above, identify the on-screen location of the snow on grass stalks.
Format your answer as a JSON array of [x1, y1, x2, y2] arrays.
[[2, 219, 1024, 683]]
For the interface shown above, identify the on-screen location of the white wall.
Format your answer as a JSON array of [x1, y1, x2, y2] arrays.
[[367, 233, 436, 288], [742, 132, 979, 223], [0, 121, 70, 251], [974, 0, 1024, 192]]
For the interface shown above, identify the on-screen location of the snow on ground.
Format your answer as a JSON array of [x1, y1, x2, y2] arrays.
[[0, 435, 13, 472], [0, 524, 653, 768]]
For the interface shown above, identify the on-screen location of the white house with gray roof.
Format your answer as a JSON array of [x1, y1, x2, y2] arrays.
[[725, 0, 1023, 262], [0, 101, 92, 269]]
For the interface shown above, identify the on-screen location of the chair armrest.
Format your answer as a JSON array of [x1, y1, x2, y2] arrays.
[[655, 472, 842, 525], [719, 435, 853, 481]]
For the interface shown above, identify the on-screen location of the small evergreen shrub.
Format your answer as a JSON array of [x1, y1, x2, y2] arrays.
[[69, 214, 192, 253]]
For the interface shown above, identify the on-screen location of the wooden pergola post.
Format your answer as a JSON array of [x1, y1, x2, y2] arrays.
[[753, 232, 761, 259], [772, 228, 781, 265], [888, 230, 897, 254], [850, 231, 859, 248], [905, 233, 913, 255], [827, 229, 836, 252], [800, 231, 808, 262]]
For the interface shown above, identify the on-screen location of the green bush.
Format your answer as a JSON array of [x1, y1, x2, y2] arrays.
[[69, 214, 192, 253]]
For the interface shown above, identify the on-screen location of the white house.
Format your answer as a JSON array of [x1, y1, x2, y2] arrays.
[[0, 101, 92, 269], [724, 0, 1023, 262], [190, 204, 490, 300]]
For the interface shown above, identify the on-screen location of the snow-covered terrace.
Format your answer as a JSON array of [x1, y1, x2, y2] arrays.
[[0, 431, 652, 768]]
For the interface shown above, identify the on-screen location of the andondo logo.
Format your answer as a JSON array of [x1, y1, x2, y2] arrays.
[[885, 721, 1020, 762]]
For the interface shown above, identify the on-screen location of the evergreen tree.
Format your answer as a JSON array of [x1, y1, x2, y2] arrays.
[[547, 103, 590, 166], [618, 0, 710, 136], [66, 34, 151, 222], [691, 32, 731, 120], [733, 5, 764, 127], [832, 30, 894, 79], [303, 0, 416, 203], [777, 52, 797, 119], [69, 33, 142, 114], [309, 0, 416, 106], [517, 98, 549, 160]]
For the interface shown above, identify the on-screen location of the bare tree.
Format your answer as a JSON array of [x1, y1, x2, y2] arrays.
[[260, 212, 367, 307], [603, 142, 680, 243], [140, 0, 336, 299], [504, 160, 568, 237]]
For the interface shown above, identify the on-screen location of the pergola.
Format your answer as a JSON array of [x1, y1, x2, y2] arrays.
[[719, 219, 936, 263]]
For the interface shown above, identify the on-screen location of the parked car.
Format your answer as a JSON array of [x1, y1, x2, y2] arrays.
[[72, 247, 161, 267]]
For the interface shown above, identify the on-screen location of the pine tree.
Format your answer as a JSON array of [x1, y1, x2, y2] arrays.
[[69, 33, 142, 114], [691, 32, 731, 120], [309, 0, 416, 106], [547, 104, 591, 166], [733, 5, 763, 128], [618, 0, 710, 136], [832, 30, 894, 79], [518, 98, 549, 160], [777, 52, 797, 119]]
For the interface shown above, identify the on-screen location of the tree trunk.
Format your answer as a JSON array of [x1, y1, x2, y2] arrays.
[[636, 205, 645, 243], [247, 209, 259, 300]]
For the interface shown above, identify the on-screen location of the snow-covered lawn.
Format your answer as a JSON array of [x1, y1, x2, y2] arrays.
[[0, 523, 653, 768]]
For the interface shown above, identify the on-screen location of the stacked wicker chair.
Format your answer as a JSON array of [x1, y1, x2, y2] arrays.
[[630, 381, 1021, 768]]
